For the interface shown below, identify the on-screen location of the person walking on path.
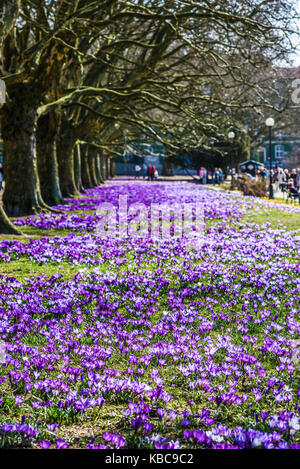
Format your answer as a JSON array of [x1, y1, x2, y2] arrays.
[[277, 168, 286, 193], [213, 168, 220, 185], [135, 164, 141, 179], [151, 166, 156, 181], [284, 169, 290, 182], [142, 163, 148, 179], [198, 167, 204, 184], [290, 169, 297, 188], [296, 168, 300, 191], [218, 168, 224, 183], [273, 167, 279, 193]]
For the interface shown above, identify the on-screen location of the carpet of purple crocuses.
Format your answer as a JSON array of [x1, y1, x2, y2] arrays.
[[0, 181, 299, 449]]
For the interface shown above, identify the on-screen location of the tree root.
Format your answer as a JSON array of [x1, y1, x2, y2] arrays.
[[0, 204, 24, 236]]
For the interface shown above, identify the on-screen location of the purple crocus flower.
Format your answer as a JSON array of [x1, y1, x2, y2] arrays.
[[55, 439, 69, 449], [39, 441, 51, 449]]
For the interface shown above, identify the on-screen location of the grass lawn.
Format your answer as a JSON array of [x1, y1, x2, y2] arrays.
[[243, 207, 300, 231]]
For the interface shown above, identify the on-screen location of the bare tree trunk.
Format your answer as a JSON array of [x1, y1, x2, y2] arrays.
[[0, 202, 23, 235], [96, 153, 105, 183], [57, 116, 78, 197], [106, 156, 110, 179], [74, 143, 84, 192], [1, 83, 47, 217], [110, 158, 116, 178], [81, 145, 93, 189], [36, 112, 64, 206], [99, 153, 107, 181], [162, 157, 174, 176], [88, 146, 99, 187], [101, 154, 109, 180], [95, 152, 104, 184]]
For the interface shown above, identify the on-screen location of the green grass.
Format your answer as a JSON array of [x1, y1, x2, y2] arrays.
[[0, 258, 83, 281], [243, 207, 300, 231], [0, 227, 74, 243]]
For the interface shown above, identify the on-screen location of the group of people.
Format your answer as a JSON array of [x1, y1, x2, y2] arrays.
[[198, 167, 225, 185], [136, 162, 300, 194], [271, 167, 300, 193], [254, 165, 300, 194], [197, 164, 300, 194], [135, 163, 158, 180]]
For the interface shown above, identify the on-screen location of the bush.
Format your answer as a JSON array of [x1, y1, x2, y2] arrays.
[[231, 174, 268, 197]]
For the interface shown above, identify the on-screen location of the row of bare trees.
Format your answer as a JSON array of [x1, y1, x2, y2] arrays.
[[0, 0, 298, 234]]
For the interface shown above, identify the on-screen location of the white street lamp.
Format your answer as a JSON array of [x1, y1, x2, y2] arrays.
[[228, 131, 235, 169], [265, 118, 275, 199], [265, 117, 275, 128]]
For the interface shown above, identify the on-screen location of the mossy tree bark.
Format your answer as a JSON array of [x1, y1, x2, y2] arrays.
[[36, 112, 64, 206], [0, 0, 21, 42]]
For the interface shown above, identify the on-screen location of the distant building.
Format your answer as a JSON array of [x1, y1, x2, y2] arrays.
[[251, 134, 300, 168], [115, 141, 165, 176], [115, 142, 198, 176], [250, 65, 300, 168]]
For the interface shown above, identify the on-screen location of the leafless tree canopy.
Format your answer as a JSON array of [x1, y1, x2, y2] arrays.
[[0, 0, 298, 231]]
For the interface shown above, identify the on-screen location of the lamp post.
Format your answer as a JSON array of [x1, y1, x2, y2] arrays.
[[265, 117, 275, 199], [228, 131, 235, 174], [123, 129, 129, 175]]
